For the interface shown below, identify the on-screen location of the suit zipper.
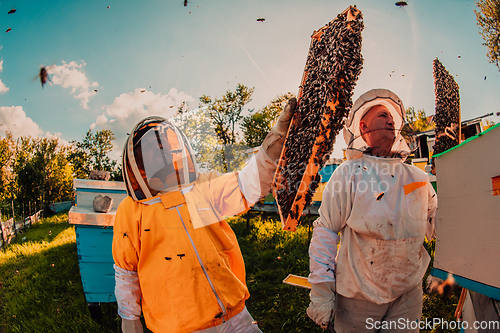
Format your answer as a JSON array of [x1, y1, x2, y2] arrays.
[[171, 205, 227, 322]]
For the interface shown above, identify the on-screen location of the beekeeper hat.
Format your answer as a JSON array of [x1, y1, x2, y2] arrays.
[[122, 116, 199, 201], [343, 88, 411, 160]]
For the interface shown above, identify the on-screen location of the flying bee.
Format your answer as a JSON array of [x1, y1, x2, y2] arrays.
[[395, 1, 408, 7], [35, 65, 55, 88], [256, 18, 265, 22], [8, 8, 16, 14], [183, 0, 188, 7]]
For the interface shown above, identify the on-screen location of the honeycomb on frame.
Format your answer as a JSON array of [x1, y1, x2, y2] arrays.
[[272, 6, 364, 232]]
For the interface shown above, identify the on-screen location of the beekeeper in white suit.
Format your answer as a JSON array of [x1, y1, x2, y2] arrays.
[[307, 89, 437, 332]]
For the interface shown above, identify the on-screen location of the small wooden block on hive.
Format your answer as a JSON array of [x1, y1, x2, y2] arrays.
[[272, 6, 364, 232]]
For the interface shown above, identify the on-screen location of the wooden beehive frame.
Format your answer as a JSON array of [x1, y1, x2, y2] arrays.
[[432, 58, 461, 155], [272, 6, 362, 232]]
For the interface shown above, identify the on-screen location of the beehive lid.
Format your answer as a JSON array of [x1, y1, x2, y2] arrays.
[[69, 206, 117, 227], [73, 179, 127, 192], [70, 179, 127, 226]]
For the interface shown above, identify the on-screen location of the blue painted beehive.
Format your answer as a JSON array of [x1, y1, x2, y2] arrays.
[[69, 179, 127, 303]]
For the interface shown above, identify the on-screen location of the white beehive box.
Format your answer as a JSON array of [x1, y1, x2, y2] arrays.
[[69, 179, 127, 227], [432, 123, 500, 299]]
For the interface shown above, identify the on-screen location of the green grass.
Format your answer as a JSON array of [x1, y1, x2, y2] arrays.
[[0, 213, 120, 333], [231, 212, 321, 332], [0, 212, 461, 332]]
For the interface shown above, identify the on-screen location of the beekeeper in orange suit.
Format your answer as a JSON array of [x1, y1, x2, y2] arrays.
[[307, 89, 437, 332], [113, 98, 296, 333]]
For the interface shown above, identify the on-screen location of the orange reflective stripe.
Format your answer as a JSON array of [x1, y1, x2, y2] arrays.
[[403, 182, 427, 195]]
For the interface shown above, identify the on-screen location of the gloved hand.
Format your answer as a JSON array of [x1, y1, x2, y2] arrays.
[[261, 97, 297, 163], [121, 318, 144, 333], [306, 282, 335, 329]]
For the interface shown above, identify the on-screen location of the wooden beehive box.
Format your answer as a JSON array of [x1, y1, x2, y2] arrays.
[[69, 179, 127, 303], [272, 5, 363, 231], [431, 123, 500, 300]]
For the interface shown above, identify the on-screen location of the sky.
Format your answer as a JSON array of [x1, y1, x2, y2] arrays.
[[0, 0, 499, 161]]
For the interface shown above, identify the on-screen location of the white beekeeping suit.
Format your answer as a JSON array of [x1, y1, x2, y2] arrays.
[[307, 89, 437, 331]]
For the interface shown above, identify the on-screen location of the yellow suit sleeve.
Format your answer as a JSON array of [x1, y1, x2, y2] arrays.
[[112, 196, 142, 272]]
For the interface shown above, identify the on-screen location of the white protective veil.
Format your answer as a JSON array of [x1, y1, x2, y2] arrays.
[[343, 88, 412, 160], [122, 116, 200, 201]]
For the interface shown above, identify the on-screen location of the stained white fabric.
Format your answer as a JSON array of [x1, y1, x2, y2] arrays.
[[306, 281, 336, 329], [114, 264, 142, 320], [307, 225, 339, 328], [238, 147, 277, 205], [334, 284, 423, 333], [311, 154, 437, 305], [308, 227, 339, 286]]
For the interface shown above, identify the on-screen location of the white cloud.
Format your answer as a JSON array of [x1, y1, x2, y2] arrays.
[[91, 87, 195, 160], [0, 106, 43, 138], [0, 80, 8, 94], [48, 61, 98, 109], [0, 106, 68, 146], [0, 60, 9, 94]]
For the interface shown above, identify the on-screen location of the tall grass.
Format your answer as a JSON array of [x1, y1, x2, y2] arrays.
[[0, 212, 460, 332]]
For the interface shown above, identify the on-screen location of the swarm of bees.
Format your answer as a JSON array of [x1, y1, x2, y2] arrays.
[[432, 58, 461, 155], [273, 6, 364, 231]]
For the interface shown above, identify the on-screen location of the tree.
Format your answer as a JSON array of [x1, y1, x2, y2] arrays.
[[14, 137, 74, 212], [405, 107, 434, 133], [0, 132, 15, 202], [68, 129, 118, 179], [475, 0, 500, 70], [242, 92, 296, 148], [199, 84, 254, 172], [171, 104, 220, 173], [402, 107, 435, 154]]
